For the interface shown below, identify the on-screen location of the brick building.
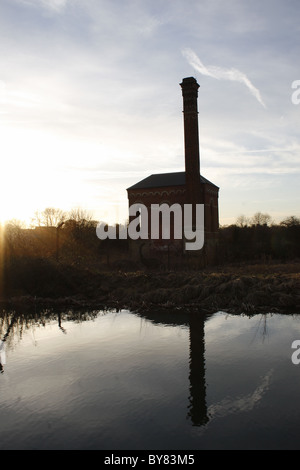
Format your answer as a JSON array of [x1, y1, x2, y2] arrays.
[[127, 77, 219, 264]]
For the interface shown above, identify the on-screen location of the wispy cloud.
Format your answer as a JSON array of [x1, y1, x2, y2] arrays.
[[16, 0, 68, 13], [208, 369, 273, 419], [182, 47, 266, 108]]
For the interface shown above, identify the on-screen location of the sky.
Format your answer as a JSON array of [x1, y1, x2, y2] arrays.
[[0, 0, 299, 226]]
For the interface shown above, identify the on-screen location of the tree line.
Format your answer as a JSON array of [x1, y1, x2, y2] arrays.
[[0, 207, 101, 265], [218, 212, 300, 263], [0, 208, 299, 270]]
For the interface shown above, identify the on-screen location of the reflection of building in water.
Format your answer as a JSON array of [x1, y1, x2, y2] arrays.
[[1, 307, 210, 425], [188, 313, 209, 426], [139, 310, 209, 427]]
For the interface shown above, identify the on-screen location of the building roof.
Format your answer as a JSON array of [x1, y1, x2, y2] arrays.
[[127, 171, 219, 190]]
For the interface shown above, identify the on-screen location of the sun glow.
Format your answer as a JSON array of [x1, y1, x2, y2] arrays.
[[0, 125, 129, 227], [0, 127, 77, 226]]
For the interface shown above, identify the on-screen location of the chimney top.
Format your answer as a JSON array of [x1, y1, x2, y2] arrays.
[[180, 77, 200, 89]]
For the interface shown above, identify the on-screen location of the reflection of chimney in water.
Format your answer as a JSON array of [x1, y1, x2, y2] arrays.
[[188, 314, 209, 426]]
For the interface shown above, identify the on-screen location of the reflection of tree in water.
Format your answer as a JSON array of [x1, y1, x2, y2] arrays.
[[0, 307, 103, 372], [0, 307, 274, 426], [249, 313, 274, 345], [0, 313, 16, 373]]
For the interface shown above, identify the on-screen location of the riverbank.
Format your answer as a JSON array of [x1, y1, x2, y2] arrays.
[[2, 259, 300, 314]]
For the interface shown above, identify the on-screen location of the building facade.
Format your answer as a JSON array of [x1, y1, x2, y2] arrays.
[[127, 77, 219, 264]]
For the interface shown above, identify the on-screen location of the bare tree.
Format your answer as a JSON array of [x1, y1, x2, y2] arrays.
[[63, 207, 98, 253], [2, 219, 27, 257], [4, 219, 26, 231], [280, 215, 300, 227], [68, 207, 93, 221], [68, 207, 94, 226], [251, 212, 272, 226], [4, 219, 26, 243], [236, 214, 250, 227], [32, 208, 67, 228]]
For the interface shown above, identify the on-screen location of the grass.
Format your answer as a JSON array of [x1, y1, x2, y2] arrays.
[[1, 258, 299, 315]]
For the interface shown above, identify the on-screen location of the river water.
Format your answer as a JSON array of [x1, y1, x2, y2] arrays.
[[0, 308, 300, 450]]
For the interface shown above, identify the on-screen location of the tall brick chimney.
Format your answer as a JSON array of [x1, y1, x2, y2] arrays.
[[180, 77, 201, 204]]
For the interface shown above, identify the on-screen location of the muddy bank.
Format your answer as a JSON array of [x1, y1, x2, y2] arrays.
[[2, 259, 300, 315]]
